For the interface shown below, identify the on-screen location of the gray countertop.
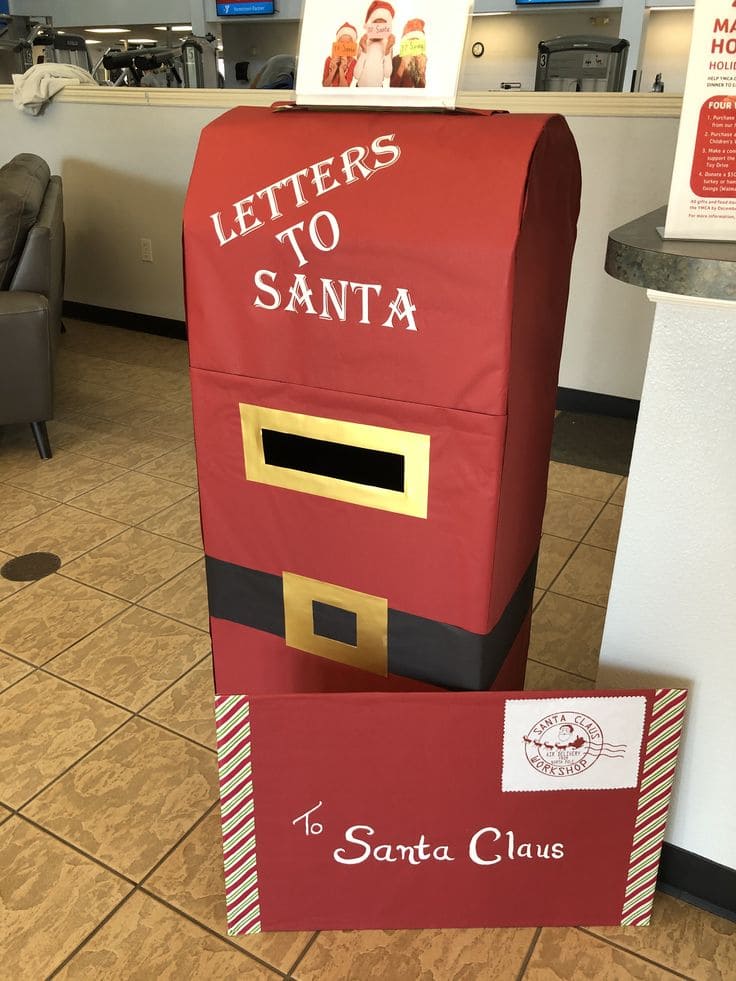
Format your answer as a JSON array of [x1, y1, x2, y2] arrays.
[[605, 207, 736, 302]]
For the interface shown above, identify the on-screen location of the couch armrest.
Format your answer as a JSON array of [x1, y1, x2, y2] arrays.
[[0, 291, 53, 427]]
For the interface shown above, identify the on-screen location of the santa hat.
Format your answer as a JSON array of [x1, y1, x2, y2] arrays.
[[336, 22, 358, 42], [402, 18, 425, 40], [365, 2, 395, 25]]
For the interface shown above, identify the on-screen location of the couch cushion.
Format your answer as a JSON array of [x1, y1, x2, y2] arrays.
[[0, 154, 51, 290]]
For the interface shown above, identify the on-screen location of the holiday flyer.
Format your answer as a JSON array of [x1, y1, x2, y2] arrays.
[[296, 0, 472, 108], [665, 0, 736, 240]]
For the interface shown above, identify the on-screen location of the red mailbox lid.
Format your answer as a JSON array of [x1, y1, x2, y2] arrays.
[[184, 106, 579, 416]]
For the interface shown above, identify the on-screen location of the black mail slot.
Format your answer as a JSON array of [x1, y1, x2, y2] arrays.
[[261, 429, 406, 492]]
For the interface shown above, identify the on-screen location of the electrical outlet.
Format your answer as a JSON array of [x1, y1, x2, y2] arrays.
[[140, 238, 153, 262]]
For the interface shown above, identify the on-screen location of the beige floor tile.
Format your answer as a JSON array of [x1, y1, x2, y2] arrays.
[[584, 503, 624, 551], [142, 659, 215, 748], [586, 892, 736, 981], [47, 606, 210, 712], [610, 477, 628, 506], [0, 483, 58, 534], [141, 559, 209, 631], [0, 505, 126, 564], [547, 462, 623, 502], [524, 659, 593, 691], [0, 575, 127, 665], [138, 491, 203, 548], [0, 803, 11, 824], [137, 442, 198, 487], [23, 717, 218, 880], [62, 527, 200, 602], [146, 810, 312, 970], [0, 817, 132, 978], [70, 470, 192, 525], [46, 414, 187, 470], [552, 544, 616, 608], [84, 393, 167, 428], [56, 891, 278, 979], [0, 549, 29, 600], [146, 402, 195, 441], [525, 927, 680, 980], [542, 490, 604, 542], [0, 651, 33, 692], [0, 672, 129, 808], [533, 587, 545, 609], [3, 451, 127, 503], [535, 535, 576, 590], [295, 926, 536, 981], [529, 592, 605, 680]]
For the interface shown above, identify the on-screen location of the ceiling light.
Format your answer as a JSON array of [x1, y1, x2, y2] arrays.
[[88, 28, 130, 34], [84, 39, 101, 44], [171, 25, 192, 31]]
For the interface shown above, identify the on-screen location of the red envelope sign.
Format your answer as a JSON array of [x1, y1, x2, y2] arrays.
[[215, 688, 686, 931]]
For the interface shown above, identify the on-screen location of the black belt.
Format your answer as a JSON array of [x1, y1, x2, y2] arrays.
[[205, 553, 537, 691]]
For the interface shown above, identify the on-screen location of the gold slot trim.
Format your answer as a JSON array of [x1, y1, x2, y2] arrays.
[[240, 403, 430, 518], [282, 571, 388, 676]]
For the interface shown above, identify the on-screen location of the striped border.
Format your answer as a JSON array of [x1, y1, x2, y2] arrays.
[[620, 688, 688, 925], [215, 695, 261, 935]]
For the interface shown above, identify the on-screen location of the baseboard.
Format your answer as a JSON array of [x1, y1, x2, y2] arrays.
[[556, 387, 640, 420], [658, 843, 736, 922], [63, 302, 186, 340]]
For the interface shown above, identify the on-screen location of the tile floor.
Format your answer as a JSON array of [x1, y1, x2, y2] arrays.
[[0, 320, 733, 979]]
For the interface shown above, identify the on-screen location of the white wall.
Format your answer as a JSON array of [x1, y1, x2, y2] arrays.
[[598, 294, 736, 871], [0, 92, 678, 399], [461, 11, 623, 92], [640, 9, 693, 95], [561, 114, 678, 399]]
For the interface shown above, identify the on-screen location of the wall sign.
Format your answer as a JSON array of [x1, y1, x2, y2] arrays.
[[665, 0, 736, 240], [215, 688, 686, 932], [296, 0, 472, 108]]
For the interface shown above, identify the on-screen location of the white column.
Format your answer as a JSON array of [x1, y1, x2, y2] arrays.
[[597, 291, 736, 870]]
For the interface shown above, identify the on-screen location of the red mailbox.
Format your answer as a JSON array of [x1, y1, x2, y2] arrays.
[[183, 108, 687, 937], [185, 106, 580, 695]]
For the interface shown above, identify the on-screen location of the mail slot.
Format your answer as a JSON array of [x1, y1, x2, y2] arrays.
[[184, 106, 581, 694]]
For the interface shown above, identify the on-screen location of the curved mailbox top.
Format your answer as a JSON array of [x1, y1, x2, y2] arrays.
[[184, 106, 580, 416], [605, 206, 736, 303]]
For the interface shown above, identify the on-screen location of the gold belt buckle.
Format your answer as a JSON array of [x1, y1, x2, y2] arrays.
[[282, 571, 388, 676]]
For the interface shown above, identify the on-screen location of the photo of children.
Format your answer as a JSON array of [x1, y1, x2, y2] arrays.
[[298, 0, 470, 107], [354, 2, 396, 88], [322, 22, 359, 87], [391, 18, 427, 88]]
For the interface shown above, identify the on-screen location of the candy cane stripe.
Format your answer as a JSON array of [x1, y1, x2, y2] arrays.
[[215, 695, 261, 934], [619, 689, 686, 925]]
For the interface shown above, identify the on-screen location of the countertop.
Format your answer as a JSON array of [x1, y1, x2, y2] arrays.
[[605, 206, 736, 302]]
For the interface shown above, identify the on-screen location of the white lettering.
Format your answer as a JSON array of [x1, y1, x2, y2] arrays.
[[253, 269, 280, 310], [382, 288, 418, 331], [285, 273, 317, 314], [469, 826, 502, 866], [333, 825, 374, 865]]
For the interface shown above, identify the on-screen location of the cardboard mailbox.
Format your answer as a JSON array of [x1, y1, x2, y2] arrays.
[[182, 107, 692, 934], [185, 106, 582, 696]]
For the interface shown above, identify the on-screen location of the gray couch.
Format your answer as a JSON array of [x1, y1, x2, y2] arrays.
[[0, 153, 64, 459]]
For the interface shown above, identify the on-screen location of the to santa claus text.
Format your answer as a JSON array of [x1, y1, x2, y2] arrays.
[[209, 134, 419, 331], [332, 825, 566, 866]]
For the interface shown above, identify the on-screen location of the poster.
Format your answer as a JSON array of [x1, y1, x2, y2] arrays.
[[215, 689, 687, 931], [665, 0, 736, 240], [295, 0, 472, 108]]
